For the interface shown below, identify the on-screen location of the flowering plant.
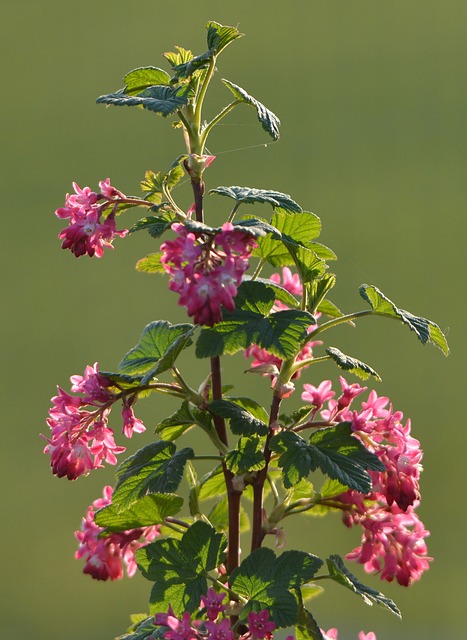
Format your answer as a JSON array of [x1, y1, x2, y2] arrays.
[[43, 22, 449, 640]]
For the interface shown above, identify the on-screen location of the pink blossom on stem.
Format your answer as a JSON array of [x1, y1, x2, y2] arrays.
[[75, 486, 160, 581], [302, 380, 335, 410], [56, 180, 128, 257], [247, 610, 276, 640], [200, 588, 227, 621], [205, 618, 235, 640], [122, 403, 146, 438]]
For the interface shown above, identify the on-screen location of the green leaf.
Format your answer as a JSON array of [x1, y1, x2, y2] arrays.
[[210, 185, 302, 212], [112, 441, 194, 509], [222, 79, 281, 141], [279, 406, 314, 428], [130, 212, 177, 238], [156, 401, 213, 442], [96, 85, 192, 117], [196, 282, 313, 359], [359, 284, 449, 355], [243, 276, 300, 308], [326, 347, 382, 382], [308, 242, 337, 261], [116, 616, 163, 640], [296, 605, 325, 640], [163, 46, 193, 69], [197, 466, 225, 501], [208, 496, 250, 533], [225, 436, 266, 473], [318, 477, 349, 500], [95, 493, 184, 532], [124, 67, 171, 94], [135, 253, 165, 274], [224, 396, 270, 423], [141, 164, 185, 203], [271, 425, 384, 492], [230, 547, 323, 627], [206, 21, 243, 55], [136, 521, 225, 615], [119, 321, 195, 383], [209, 400, 269, 436], [306, 274, 337, 315], [326, 555, 401, 618], [316, 298, 347, 320]]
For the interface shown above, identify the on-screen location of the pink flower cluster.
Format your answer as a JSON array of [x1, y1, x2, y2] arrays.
[[56, 180, 128, 257], [302, 377, 431, 586], [245, 268, 321, 395], [42, 363, 146, 480], [160, 222, 257, 326], [75, 486, 160, 580], [153, 591, 276, 640]]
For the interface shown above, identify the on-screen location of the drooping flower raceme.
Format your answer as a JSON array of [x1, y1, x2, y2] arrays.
[[75, 486, 160, 580], [56, 180, 128, 257], [42, 362, 145, 480], [301, 377, 431, 586], [160, 222, 257, 326]]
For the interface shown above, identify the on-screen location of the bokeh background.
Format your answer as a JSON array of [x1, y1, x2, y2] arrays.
[[1, 1, 465, 639]]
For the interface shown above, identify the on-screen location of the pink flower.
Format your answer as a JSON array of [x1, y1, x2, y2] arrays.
[[56, 181, 128, 257], [75, 486, 160, 581], [161, 222, 257, 326], [358, 633, 377, 640], [122, 403, 146, 438], [302, 380, 335, 410], [247, 610, 276, 640], [164, 612, 198, 640], [200, 588, 227, 621], [205, 618, 234, 640]]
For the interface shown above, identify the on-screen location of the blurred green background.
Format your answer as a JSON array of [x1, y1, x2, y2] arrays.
[[1, 1, 465, 639]]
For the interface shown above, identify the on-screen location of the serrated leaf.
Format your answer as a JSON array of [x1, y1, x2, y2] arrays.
[[271, 425, 384, 492], [318, 477, 349, 500], [130, 212, 177, 238], [206, 21, 243, 55], [197, 466, 225, 501], [116, 616, 163, 640], [224, 396, 270, 423], [100, 370, 144, 391], [119, 321, 194, 382], [326, 347, 382, 382], [112, 441, 194, 509], [222, 79, 281, 141], [172, 51, 213, 80], [136, 521, 225, 616], [306, 274, 337, 315], [97, 85, 192, 117], [210, 185, 301, 212], [326, 555, 401, 618], [95, 493, 184, 532], [136, 253, 166, 274], [156, 401, 213, 442], [279, 406, 314, 428], [296, 605, 325, 640], [196, 282, 313, 359], [225, 436, 266, 473], [359, 284, 449, 355], [308, 242, 337, 261], [230, 547, 323, 627], [243, 276, 300, 308], [124, 67, 171, 94], [209, 400, 268, 436], [163, 46, 193, 69]]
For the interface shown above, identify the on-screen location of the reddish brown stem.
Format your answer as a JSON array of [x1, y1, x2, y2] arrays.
[[250, 394, 282, 551], [191, 178, 205, 223]]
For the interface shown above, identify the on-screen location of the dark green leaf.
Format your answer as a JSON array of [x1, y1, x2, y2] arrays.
[[243, 276, 300, 308], [95, 494, 184, 532], [222, 79, 281, 141], [156, 401, 213, 441], [209, 400, 268, 436], [172, 51, 213, 80], [224, 396, 270, 423], [326, 347, 382, 382], [124, 67, 171, 94], [230, 547, 323, 627], [130, 212, 177, 238], [100, 371, 144, 391], [326, 555, 401, 618], [206, 21, 243, 55], [113, 441, 194, 509], [96, 85, 192, 117], [225, 436, 266, 473], [279, 406, 314, 428], [210, 185, 301, 212], [271, 424, 384, 492], [136, 521, 225, 615], [119, 321, 195, 382], [359, 284, 449, 355]]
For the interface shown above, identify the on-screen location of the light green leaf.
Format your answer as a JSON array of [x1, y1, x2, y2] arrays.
[[225, 436, 266, 473], [116, 616, 164, 640], [124, 67, 171, 94], [296, 605, 325, 640], [156, 401, 213, 442], [222, 79, 281, 141], [359, 284, 449, 355], [135, 253, 165, 274], [208, 496, 250, 533], [206, 21, 243, 55], [130, 213, 177, 238], [95, 493, 184, 532]]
